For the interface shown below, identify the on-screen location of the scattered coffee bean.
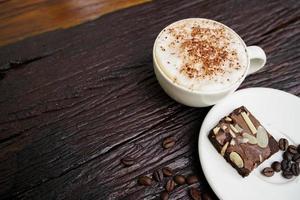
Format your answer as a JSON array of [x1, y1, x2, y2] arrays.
[[278, 138, 289, 151], [173, 175, 186, 185], [283, 151, 293, 161], [263, 139, 300, 180], [165, 179, 175, 192], [262, 167, 274, 177], [271, 161, 281, 172], [121, 156, 135, 167], [281, 160, 292, 171], [153, 169, 163, 182], [293, 153, 300, 163], [162, 167, 173, 177], [288, 145, 298, 154], [189, 188, 201, 200], [162, 137, 175, 149], [160, 191, 169, 200], [282, 171, 293, 179], [291, 163, 300, 176], [138, 176, 152, 186], [202, 193, 212, 200], [186, 175, 199, 185]]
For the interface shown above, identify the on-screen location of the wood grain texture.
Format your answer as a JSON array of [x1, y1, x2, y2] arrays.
[[0, 0, 299, 199], [0, 0, 150, 46]]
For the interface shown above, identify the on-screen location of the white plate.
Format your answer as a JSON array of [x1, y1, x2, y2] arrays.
[[198, 87, 300, 200]]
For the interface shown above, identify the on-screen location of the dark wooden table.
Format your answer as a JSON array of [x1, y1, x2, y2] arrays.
[[0, 0, 299, 199]]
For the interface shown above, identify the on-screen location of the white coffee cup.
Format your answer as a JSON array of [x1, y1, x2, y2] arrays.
[[153, 18, 266, 107]]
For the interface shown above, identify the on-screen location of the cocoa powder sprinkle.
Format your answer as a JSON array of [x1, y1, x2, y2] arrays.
[[173, 26, 240, 78]]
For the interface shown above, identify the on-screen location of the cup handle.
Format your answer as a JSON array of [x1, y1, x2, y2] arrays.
[[246, 46, 266, 75]]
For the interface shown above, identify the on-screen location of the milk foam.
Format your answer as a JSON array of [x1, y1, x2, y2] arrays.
[[154, 19, 248, 92]]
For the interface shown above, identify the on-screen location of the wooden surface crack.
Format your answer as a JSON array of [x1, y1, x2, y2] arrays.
[[0, 55, 49, 72]]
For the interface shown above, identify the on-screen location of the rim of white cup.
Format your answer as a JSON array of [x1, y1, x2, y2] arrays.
[[153, 18, 250, 95]]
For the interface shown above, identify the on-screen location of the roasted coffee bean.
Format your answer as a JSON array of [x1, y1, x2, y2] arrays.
[[283, 151, 293, 161], [162, 167, 173, 177], [288, 145, 298, 154], [291, 163, 300, 176], [282, 171, 293, 179], [121, 157, 135, 167], [138, 176, 152, 186], [162, 137, 175, 149], [153, 169, 163, 182], [165, 179, 175, 192], [262, 167, 274, 177], [281, 160, 292, 171], [271, 161, 281, 172], [278, 138, 289, 151], [186, 175, 199, 185], [160, 191, 169, 200], [189, 188, 201, 200], [173, 175, 186, 185], [293, 153, 300, 163], [297, 145, 300, 153], [202, 193, 212, 200]]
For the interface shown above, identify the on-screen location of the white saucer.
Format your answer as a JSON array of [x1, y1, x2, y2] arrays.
[[198, 87, 300, 200]]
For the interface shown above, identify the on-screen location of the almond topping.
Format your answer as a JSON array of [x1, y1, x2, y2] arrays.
[[221, 142, 229, 156], [241, 112, 257, 134], [213, 127, 220, 135], [230, 124, 239, 133], [229, 152, 244, 168], [240, 138, 249, 143], [234, 124, 243, 132], [225, 116, 232, 122], [242, 133, 257, 145], [229, 130, 236, 138], [256, 126, 269, 148]]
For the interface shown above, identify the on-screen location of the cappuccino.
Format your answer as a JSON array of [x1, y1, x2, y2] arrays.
[[154, 18, 248, 92]]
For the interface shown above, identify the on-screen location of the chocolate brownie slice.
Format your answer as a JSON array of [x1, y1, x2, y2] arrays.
[[208, 106, 279, 177]]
